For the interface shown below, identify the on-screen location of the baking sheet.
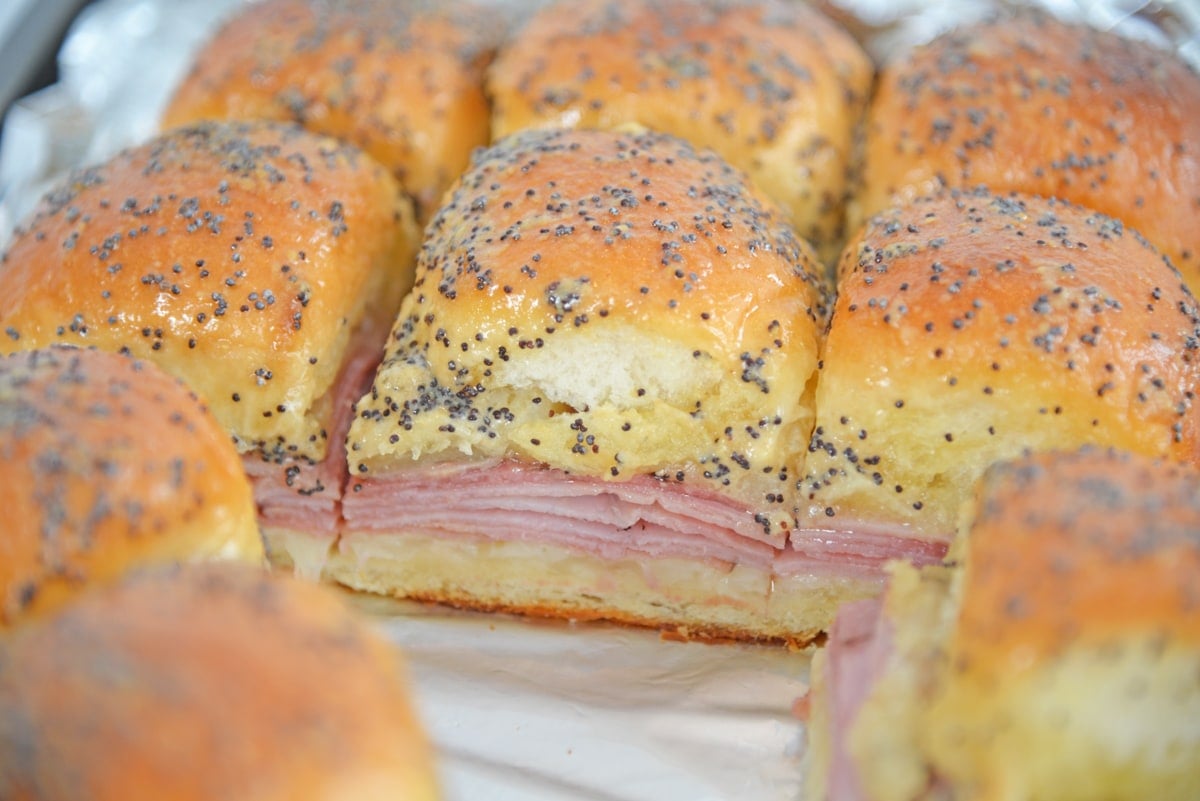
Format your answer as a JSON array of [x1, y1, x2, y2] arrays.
[[0, 1, 1195, 799]]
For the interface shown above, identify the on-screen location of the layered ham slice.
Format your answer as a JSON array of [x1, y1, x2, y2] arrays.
[[242, 319, 389, 540], [817, 597, 892, 801], [339, 461, 948, 582], [242, 325, 950, 634]]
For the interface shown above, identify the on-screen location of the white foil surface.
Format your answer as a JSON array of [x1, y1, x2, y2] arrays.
[[350, 595, 812, 800], [0, 1, 1195, 799]]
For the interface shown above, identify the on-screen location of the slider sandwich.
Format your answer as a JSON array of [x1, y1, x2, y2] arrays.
[[806, 447, 1200, 801], [331, 126, 847, 642], [801, 188, 1200, 550], [853, 8, 1200, 295], [0, 563, 440, 801], [0, 120, 419, 571], [0, 345, 262, 627], [487, 0, 874, 262], [163, 0, 499, 223]]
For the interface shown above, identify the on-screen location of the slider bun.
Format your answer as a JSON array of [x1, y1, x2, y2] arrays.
[[0, 346, 261, 628], [950, 447, 1200, 681], [349, 127, 828, 539], [924, 448, 1200, 800], [0, 120, 418, 462], [824, 448, 1200, 801], [0, 563, 440, 801], [487, 0, 873, 262], [853, 9, 1200, 294], [162, 0, 496, 221], [801, 188, 1200, 536]]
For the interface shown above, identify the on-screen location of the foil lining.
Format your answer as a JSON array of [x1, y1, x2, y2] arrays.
[[352, 595, 813, 800], [0, 1, 1195, 798]]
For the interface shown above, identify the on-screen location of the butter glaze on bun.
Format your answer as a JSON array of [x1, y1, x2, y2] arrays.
[[0, 119, 418, 465], [925, 448, 1200, 798], [853, 8, 1200, 294], [324, 127, 845, 642], [802, 188, 1200, 538], [0, 346, 262, 628], [808, 447, 1200, 801], [163, 0, 498, 222], [487, 0, 874, 262], [350, 126, 828, 534], [0, 563, 440, 801], [947, 448, 1200, 690]]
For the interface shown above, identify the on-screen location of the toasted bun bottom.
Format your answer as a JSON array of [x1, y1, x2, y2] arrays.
[[264, 528, 879, 644]]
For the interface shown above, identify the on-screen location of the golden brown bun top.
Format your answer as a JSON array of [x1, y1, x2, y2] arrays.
[[349, 127, 827, 538], [0, 346, 262, 629], [0, 563, 439, 801], [162, 0, 498, 221], [952, 447, 1200, 678], [487, 0, 873, 261], [855, 8, 1200, 293], [0, 120, 418, 461], [921, 448, 1200, 800], [801, 188, 1200, 534]]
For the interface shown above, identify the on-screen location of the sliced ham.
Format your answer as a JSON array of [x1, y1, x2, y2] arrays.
[[243, 319, 388, 538], [820, 597, 892, 801], [342, 461, 948, 581], [786, 523, 950, 573], [246, 338, 949, 586]]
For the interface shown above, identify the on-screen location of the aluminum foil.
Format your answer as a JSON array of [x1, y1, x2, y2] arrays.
[[1, 0, 1197, 245], [0, 1, 1195, 798], [353, 595, 813, 800]]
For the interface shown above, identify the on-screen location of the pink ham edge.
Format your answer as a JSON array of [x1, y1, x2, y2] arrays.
[[242, 317, 390, 536], [340, 461, 949, 581], [242, 328, 950, 583], [820, 597, 892, 801]]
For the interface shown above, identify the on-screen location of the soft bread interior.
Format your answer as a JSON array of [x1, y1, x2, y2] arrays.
[[328, 530, 879, 644]]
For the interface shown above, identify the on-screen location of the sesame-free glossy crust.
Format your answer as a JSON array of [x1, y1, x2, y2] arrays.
[[854, 9, 1200, 294], [0, 120, 418, 462], [0, 347, 262, 628], [802, 188, 1200, 536], [0, 563, 440, 801], [488, 0, 873, 261], [163, 0, 497, 221]]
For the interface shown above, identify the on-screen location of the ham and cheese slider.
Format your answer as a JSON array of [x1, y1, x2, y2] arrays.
[[162, 0, 498, 223], [0, 563, 440, 801], [801, 188, 1200, 548], [806, 447, 1200, 801], [334, 126, 842, 642], [487, 0, 874, 263], [0, 120, 419, 571], [853, 9, 1200, 295], [0, 346, 261, 628]]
